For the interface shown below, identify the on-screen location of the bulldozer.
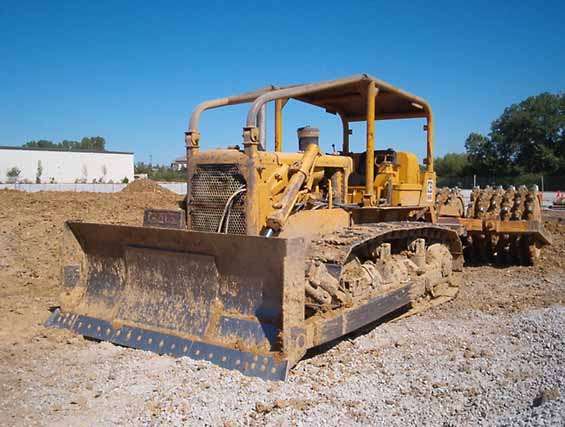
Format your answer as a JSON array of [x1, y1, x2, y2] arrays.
[[46, 74, 550, 380]]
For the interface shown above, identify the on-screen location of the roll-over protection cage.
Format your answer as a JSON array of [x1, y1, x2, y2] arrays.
[[185, 74, 434, 206]]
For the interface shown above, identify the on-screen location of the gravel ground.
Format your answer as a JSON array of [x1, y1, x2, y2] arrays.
[[1, 304, 563, 426], [0, 189, 563, 426]]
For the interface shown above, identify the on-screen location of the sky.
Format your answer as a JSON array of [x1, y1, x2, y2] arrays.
[[1, 1, 563, 164]]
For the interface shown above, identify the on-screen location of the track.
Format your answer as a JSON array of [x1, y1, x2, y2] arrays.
[[304, 222, 463, 317]]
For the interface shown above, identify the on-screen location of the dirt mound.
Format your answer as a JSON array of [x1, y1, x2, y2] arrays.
[[121, 179, 175, 195], [0, 189, 182, 340], [543, 208, 565, 224], [540, 220, 565, 270]]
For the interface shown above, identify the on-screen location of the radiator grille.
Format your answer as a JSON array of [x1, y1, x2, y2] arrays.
[[189, 164, 246, 234]]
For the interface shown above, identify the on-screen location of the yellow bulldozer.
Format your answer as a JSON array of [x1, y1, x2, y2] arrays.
[[46, 74, 551, 380]]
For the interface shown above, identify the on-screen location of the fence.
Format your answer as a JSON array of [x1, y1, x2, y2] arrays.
[[157, 182, 186, 194], [0, 181, 187, 195]]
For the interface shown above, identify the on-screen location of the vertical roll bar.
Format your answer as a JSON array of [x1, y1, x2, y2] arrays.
[[258, 104, 266, 150], [364, 82, 378, 206], [425, 114, 434, 172], [340, 113, 350, 153], [274, 99, 287, 152]]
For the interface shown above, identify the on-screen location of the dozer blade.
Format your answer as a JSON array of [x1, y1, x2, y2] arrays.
[[46, 222, 308, 381]]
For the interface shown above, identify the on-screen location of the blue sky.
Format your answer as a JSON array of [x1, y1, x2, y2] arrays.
[[1, 1, 563, 164]]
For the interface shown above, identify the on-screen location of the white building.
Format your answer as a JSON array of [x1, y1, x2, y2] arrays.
[[0, 146, 134, 183], [171, 155, 187, 171]]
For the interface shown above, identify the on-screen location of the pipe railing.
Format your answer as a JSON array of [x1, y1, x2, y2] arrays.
[[364, 82, 378, 205], [183, 74, 434, 176], [242, 74, 434, 174], [245, 75, 367, 128], [185, 86, 277, 149]]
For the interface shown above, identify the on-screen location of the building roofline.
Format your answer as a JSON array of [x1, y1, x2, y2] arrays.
[[0, 145, 134, 155]]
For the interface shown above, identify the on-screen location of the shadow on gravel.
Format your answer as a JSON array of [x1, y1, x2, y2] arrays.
[[302, 305, 410, 362]]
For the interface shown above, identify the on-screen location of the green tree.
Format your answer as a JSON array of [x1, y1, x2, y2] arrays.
[[434, 153, 471, 177], [134, 162, 186, 182], [491, 92, 564, 173], [22, 136, 107, 152], [80, 136, 106, 151], [23, 140, 56, 148], [465, 92, 564, 175], [60, 139, 80, 150], [7, 166, 21, 183], [464, 132, 498, 174]]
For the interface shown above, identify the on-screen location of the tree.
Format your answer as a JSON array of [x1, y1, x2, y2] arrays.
[[36, 160, 43, 183], [6, 166, 21, 183], [491, 92, 564, 173], [134, 162, 153, 175], [134, 162, 186, 181], [464, 132, 498, 174], [23, 140, 56, 148], [80, 136, 106, 151], [465, 92, 564, 175], [60, 139, 80, 150], [434, 153, 471, 177], [22, 136, 107, 152]]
